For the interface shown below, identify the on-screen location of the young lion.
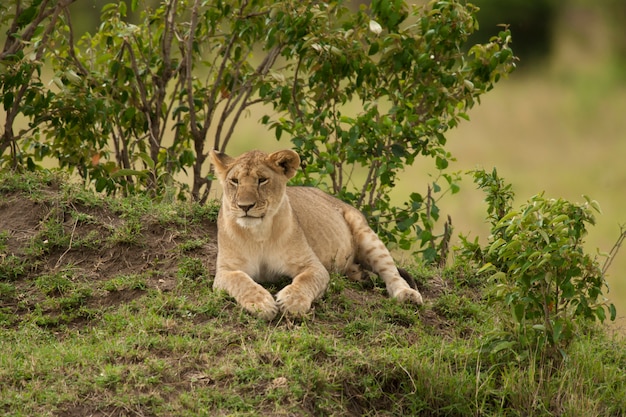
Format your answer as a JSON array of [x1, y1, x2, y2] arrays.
[[210, 149, 423, 320]]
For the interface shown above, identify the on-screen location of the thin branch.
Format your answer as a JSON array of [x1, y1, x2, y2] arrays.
[[217, 44, 283, 151], [602, 225, 626, 276], [438, 215, 452, 268], [367, 161, 380, 208], [292, 54, 305, 121], [358, 160, 377, 209], [155, 0, 179, 149], [123, 39, 162, 166], [202, 9, 242, 145], [219, 88, 255, 152], [62, 7, 89, 76], [185, 0, 206, 202]]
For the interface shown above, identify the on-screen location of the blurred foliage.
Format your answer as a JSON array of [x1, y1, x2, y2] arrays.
[[466, 0, 626, 67], [467, 0, 556, 65]]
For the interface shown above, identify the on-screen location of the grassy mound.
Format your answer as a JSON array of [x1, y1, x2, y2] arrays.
[[1, 171, 624, 416]]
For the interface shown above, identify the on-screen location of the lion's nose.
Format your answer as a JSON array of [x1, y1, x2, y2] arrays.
[[238, 203, 255, 213]]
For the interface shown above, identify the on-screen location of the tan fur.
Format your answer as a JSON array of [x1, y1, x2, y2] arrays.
[[210, 149, 423, 320]]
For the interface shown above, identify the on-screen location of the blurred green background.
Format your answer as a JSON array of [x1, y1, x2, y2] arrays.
[[4, 0, 626, 332]]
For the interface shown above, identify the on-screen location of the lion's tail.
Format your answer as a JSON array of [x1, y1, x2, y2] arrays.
[[342, 208, 421, 300]]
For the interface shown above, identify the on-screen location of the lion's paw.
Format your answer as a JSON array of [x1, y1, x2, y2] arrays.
[[240, 288, 279, 320], [393, 288, 424, 305], [275, 286, 313, 317]]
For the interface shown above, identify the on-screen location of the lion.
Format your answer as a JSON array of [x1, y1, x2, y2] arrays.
[[210, 149, 423, 320]]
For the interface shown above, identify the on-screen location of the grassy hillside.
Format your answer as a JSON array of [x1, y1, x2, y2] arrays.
[[1, 171, 625, 416]]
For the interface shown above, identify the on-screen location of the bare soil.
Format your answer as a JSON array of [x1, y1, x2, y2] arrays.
[[0, 185, 217, 326]]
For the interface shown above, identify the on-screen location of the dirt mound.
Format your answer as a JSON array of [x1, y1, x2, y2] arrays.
[[0, 182, 218, 328]]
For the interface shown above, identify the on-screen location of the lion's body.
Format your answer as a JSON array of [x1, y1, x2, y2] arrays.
[[211, 149, 423, 319]]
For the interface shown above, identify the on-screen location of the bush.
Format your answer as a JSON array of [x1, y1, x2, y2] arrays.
[[1, 0, 516, 260], [462, 169, 617, 359]]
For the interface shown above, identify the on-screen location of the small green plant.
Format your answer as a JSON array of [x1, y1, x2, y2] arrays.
[[432, 293, 482, 321], [70, 210, 96, 224], [191, 199, 221, 223], [0, 282, 16, 300], [178, 238, 208, 253], [471, 167, 515, 227], [177, 257, 208, 281], [25, 210, 70, 256], [464, 169, 617, 358], [110, 218, 144, 245], [36, 271, 74, 296], [0, 230, 8, 251], [0, 255, 27, 281], [58, 288, 92, 312], [102, 274, 148, 292], [73, 230, 105, 249]]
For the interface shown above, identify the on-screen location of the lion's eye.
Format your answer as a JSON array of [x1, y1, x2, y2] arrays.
[[258, 177, 268, 186], [229, 178, 239, 186]]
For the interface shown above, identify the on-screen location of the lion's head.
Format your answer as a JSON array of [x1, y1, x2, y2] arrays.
[[210, 149, 300, 228]]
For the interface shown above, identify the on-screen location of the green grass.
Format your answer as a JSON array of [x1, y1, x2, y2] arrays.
[[2, 287, 624, 416], [0, 170, 625, 416]]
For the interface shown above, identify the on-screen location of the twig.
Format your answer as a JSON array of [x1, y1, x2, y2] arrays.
[[438, 215, 452, 268], [55, 217, 78, 269], [602, 224, 626, 276]]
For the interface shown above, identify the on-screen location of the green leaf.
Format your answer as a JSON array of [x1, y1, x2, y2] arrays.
[[435, 156, 448, 170], [489, 340, 517, 355], [275, 125, 283, 141], [368, 42, 380, 56], [137, 152, 155, 170], [560, 281, 575, 299], [477, 262, 494, 273], [595, 306, 606, 323], [512, 303, 525, 323], [3, 91, 14, 110], [538, 229, 551, 245]]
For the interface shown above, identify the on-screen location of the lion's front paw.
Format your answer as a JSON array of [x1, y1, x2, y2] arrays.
[[275, 286, 313, 317], [240, 288, 279, 320], [393, 288, 424, 305]]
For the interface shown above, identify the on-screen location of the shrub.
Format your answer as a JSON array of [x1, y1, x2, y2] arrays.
[[463, 169, 617, 359]]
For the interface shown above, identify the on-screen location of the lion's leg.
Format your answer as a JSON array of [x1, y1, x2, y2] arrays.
[[213, 270, 278, 320], [342, 209, 423, 305], [275, 265, 329, 316]]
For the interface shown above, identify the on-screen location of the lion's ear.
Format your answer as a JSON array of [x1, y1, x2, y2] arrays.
[[267, 149, 300, 179], [210, 150, 234, 181]]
